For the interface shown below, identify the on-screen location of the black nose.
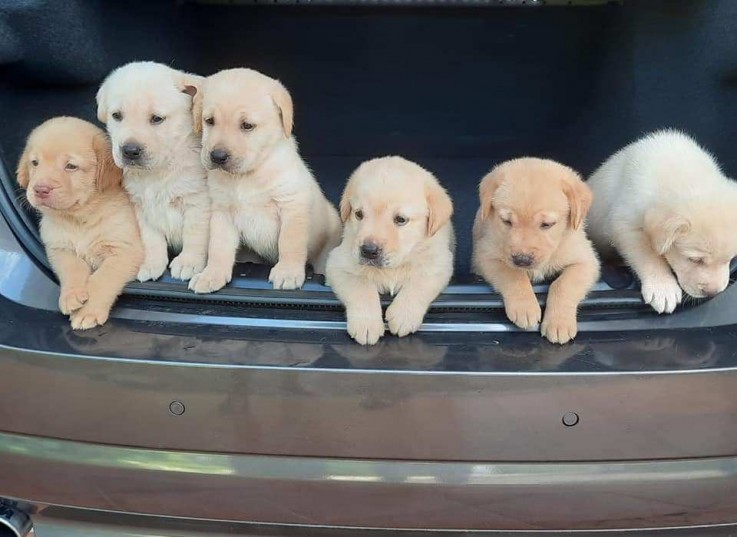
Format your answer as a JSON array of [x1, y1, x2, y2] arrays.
[[210, 148, 230, 165], [121, 143, 143, 160], [360, 242, 381, 260], [511, 254, 534, 268]]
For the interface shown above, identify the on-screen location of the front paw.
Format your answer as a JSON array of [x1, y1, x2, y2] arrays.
[[59, 287, 89, 315], [137, 256, 168, 282], [386, 301, 426, 338], [347, 313, 385, 346], [641, 276, 682, 314], [541, 309, 578, 345], [169, 252, 207, 281], [188, 267, 231, 294], [269, 262, 305, 290], [504, 294, 542, 330], [70, 303, 110, 330]]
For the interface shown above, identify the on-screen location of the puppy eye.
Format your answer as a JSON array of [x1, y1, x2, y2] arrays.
[[111, 111, 122, 121], [394, 215, 408, 226], [150, 115, 165, 125], [354, 210, 363, 220], [65, 163, 78, 171], [688, 257, 705, 265], [204, 117, 215, 126], [241, 122, 255, 132], [30, 159, 39, 167], [501, 218, 513, 227], [540, 222, 555, 230]]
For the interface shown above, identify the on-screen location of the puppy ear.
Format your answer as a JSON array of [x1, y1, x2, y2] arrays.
[[426, 177, 453, 237], [95, 79, 109, 124], [16, 140, 32, 189], [644, 207, 690, 255], [181, 75, 203, 135], [561, 171, 592, 230], [478, 168, 504, 220], [93, 131, 122, 192], [271, 81, 294, 137], [339, 176, 355, 223]]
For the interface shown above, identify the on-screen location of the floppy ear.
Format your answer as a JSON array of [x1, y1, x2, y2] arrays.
[[271, 81, 294, 137], [181, 74, 203, 135], [93, 131, 122, 192], [561, 171, 592, 230], [16, 141, 32, 189], [95, 79, 109, 124], [644, 207, 690, 255], [478, 168, 504, 221], [425, 177, 453, 237], [339, 176, 356, 223]]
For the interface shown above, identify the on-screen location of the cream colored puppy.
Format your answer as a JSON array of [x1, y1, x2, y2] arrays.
[[472, 158, 600, 344], [326, 157, 454, 345], [188, 68, 342, 293], [96, 61, 210, 283], [17, 117, 143, 329], [587, 130, 737, 314]]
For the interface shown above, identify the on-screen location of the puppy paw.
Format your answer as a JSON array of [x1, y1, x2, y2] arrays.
[[541, 310, 578, 345], [70, 304, 110, 330], [189, 268, 231, 294], [386, 302, 426, 338], [137, 258, 168, 283], [59, 287, 89, 315], [347, 314, 385, 346], [169, 253, 207, 281], [505, 295, 542, 330], [641, 277, 682, 314], [269, 262, 305, 290]]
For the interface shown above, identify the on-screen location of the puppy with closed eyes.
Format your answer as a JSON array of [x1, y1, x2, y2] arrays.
[[96, 61, 210, 283], [188, 68, 342, 293], [472, 158, 600, 344], [326, 156, 454, 345], [16, 117, 144, 329]]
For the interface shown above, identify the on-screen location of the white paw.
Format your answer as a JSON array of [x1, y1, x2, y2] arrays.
[[386, 302, 426, 338], [541, 310, 578, 345], [137, 257, 168, 282], [269, 262, 305, 290], [70, 303, 110, 330], [505, 295, 542, 330], [188, 268, 231, 294], [169, 253, 206, 281], [347, 313, 385, 346], [641, 276, 682, 314], [59, 287, 89, 315]]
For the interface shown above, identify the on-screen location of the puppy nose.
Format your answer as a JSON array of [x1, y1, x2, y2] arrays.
[[360, 242, 381, 260], [511, 254, 534, 268], [33, 184, 53, 198], [122, 143, 143, 160], [210, 148, 230, 165]]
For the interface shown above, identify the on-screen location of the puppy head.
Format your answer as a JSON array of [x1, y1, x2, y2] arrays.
[[196, 68, 293, 174], [17, 117, 121, 213], [645, 197, 737, 298], [96, 61, 201, 171], [339, 156, 453, 268], [478, 158, 591, 270]]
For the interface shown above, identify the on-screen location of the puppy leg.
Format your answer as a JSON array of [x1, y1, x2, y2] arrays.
[[541, 256, 600, 344], [330, 270, 384, 345], [70, 249, 139, 330], [170, 195, 210, 281], [478, 260, 540, 329], [270, 204, 309, 290], [48, 248, 91, 315], [386, 271, 449, 338], [616, 229, 682, 314], [136, 208, 169, 282], [189, 210, 239, 294]]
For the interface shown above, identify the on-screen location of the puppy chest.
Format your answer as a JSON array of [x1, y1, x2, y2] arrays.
[[138, 195, 186, 243]]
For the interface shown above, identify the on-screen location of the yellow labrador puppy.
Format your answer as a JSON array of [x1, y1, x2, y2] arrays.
[[587, 130, 737, 314], [96, 61, 210, 283], [189, 68, 342, 292], [326, 157, 454, 345], [472, 158, 600, 344], [16, 117, 143, 329]]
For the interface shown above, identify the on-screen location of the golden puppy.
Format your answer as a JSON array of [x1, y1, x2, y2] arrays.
[[188, 68, 342, 293], [326, 157, 454, 345], [16, 117, 144, 329], [472, 158, 600, 344], [587, 130, 737, 314]]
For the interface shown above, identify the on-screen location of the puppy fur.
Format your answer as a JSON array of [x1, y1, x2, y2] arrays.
[[587, 129, 737, 314], [472, 158, 600, 344], [188, 68, 342, 293], [96, 61, 210, 282], [326, 156, 455, 345], [17, 117, 144, 329]]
